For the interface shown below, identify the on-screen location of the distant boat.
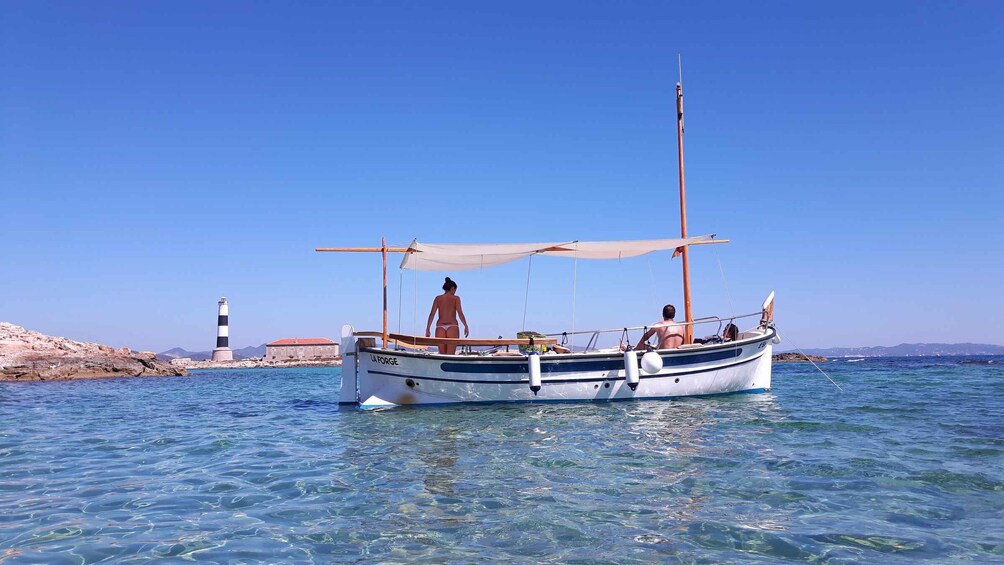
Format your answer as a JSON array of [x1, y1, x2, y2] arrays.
[[319, 80, 779, 407]]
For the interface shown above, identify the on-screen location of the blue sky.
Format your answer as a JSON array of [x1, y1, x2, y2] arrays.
[[2, 1, 1002, 351]]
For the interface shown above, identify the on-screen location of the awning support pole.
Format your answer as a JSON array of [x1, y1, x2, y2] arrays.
[[382, 236, 388, 348]]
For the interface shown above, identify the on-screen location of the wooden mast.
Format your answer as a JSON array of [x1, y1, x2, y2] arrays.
[[675, 77, 694, 344], [381, 236, 388, 348]]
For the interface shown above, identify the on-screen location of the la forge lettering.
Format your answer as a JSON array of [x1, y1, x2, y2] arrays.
[[371, 355, 399, 366]]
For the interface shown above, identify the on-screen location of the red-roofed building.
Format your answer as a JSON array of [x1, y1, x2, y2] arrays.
[[266, 338, 339, 360]]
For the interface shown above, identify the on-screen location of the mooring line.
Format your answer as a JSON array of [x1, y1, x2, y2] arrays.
[[776, 330, 844, 392]]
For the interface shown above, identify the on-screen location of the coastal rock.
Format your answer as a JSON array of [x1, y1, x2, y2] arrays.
[[773, 352, 827, 363], [0, 322, 187, 381]]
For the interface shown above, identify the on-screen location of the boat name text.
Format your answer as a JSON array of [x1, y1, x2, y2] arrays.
[[371, 355, 400, 366]]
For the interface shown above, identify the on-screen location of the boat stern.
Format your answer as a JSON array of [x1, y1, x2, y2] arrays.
[[339, 324, 359, 405]]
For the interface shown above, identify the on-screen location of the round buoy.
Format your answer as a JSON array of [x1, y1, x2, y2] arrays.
[[623, 350, 640, 391], [641, 351, 663, 374]]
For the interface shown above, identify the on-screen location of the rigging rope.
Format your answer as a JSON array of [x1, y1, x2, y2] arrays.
[[715, 247, 737, 321], [521, 254, 533, 331], [619, 327, 631, 350], [647, 257, 658, 306]]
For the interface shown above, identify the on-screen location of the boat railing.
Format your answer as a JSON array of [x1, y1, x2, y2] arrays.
[[356, 311, 765, 354], [543, 310, 765, 352]]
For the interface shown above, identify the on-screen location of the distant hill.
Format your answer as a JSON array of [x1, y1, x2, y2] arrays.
[[785, 343, 1004, 357], [233, 344, 267, 359], [157, 344, 266, 361], [156, 347, 209, 361]]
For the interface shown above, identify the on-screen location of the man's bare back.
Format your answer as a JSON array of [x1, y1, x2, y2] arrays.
[[633, 304, 684, 350], [650, 320, 684, 349]]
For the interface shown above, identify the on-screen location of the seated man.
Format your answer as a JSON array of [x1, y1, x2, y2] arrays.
[[634, 304, 685, 350], [723, 322, 739, 342]]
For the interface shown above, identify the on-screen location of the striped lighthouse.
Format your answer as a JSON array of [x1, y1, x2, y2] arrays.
[[211, 297, 234, 362]]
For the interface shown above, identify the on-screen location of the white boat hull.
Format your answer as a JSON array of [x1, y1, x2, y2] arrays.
[[340, 327, 776, 407]]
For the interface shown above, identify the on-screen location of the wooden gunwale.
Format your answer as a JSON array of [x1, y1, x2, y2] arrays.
[[354, 331, 557, 347]]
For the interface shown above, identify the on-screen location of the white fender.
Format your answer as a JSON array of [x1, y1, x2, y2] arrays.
[[641, 351, 663, 374], [528, 353, 542, 395], [624, 350, 640, 391]]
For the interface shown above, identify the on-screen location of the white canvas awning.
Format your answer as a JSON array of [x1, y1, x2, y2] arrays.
[[400, 235, 724, 271]]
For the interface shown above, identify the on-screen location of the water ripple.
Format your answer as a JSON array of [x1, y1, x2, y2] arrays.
[[1, 359, 1002, 562]]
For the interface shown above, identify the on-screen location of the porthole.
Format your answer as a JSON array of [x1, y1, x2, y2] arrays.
[[674, 378, 680, 383], [405, 379, 416, 388], [604, 382, 610, 388]]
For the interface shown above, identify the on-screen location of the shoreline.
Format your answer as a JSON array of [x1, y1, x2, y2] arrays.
[[176, 358, 342, 370]]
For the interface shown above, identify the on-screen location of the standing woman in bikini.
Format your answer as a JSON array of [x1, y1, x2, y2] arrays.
[[425, 277, 469, 355]]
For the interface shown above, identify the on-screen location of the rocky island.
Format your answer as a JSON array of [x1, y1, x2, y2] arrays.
[[0, 322, 186, 381], [773, 352, 828, 363]]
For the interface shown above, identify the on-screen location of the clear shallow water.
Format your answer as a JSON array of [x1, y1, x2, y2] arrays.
[[1, 358, 1002, 563]]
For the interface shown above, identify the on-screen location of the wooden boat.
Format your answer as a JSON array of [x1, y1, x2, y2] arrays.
[[319, 80, 778, 407]]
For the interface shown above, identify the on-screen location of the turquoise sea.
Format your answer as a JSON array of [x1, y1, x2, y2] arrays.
[[1, 357, 1002, 563]]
